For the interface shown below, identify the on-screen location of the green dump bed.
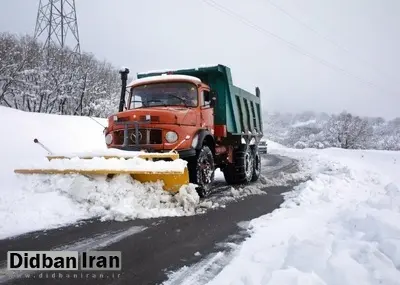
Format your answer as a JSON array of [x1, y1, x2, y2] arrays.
[[137, 64, 263, 136]]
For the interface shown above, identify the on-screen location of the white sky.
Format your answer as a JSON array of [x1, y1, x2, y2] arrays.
[[1, 0, 399, 119]]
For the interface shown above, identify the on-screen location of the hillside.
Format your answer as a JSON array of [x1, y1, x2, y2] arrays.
[[264, 111, 400, 150]]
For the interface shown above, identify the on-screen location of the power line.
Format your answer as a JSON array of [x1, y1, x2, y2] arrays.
[[263, 0, 396, 84], [199, 0, 395, 95]]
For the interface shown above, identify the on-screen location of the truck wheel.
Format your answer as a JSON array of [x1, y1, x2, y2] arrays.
[[223, 144, 254, 184], [188, 145, 215, 197], [251, 145, 261, 182]]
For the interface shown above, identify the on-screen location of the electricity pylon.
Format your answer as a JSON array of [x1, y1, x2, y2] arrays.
[[34, 0, 81, 57]]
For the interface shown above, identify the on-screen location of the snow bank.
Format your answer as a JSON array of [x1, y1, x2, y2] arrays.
[[0, 106, 107, 239], [0, 106, 198, 239], [200, 145, 400, 285], [266, 139, 287, 150], [19, 175, 200, 221]]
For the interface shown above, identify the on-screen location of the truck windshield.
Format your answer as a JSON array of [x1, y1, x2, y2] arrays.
[[129, 82, 198, 109]]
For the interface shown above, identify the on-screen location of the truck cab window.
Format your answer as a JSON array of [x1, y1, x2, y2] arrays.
[[129, 82, 198, 109], [131, 94, 143, 108], [203, 90, 211, 107]]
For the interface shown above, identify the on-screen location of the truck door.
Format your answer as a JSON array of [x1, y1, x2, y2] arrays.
[[200, 90, 214, 132]]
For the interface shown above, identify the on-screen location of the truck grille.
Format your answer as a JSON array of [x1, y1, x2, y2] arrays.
[[113, 129, 162, 145], [139, 115, 160, 122]]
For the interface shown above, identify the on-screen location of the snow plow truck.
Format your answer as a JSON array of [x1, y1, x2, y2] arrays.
[[14, 64, 264, 197]]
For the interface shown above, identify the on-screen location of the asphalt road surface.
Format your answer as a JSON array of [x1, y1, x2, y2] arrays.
[[0, 154, 301, 285]]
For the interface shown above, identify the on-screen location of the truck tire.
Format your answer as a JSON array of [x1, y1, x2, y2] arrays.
[[251, 145, 261, 182], [223, 144, 254, 184], [188, 145, 215, 197]]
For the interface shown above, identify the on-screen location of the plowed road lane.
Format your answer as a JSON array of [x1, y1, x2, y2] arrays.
[[0, 154, 300, 285]]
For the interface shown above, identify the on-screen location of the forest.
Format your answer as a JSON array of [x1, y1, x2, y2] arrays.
[[1, 32, 399, 151], [0, 32, 120, 117], [264, 111, 400, 150]]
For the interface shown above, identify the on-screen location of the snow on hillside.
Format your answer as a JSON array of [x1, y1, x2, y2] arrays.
[[291, 119, 317, 128], [264, 111, 400, 151], [167, 143, 400, 285], [0, 106, 200, 239]]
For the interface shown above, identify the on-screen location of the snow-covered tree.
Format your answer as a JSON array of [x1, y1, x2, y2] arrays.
[[0, 32, 121, 118], [326, 111, 372, 149], [262, 110, 396, 150]]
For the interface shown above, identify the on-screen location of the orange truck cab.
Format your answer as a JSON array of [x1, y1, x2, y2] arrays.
[[104, 65, 264, 197]]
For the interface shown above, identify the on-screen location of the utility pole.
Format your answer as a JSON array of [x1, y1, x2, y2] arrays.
[[34, 0, 81, 58]]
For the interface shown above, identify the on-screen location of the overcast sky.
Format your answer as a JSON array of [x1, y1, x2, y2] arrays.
[[1, 0, 399, 119]]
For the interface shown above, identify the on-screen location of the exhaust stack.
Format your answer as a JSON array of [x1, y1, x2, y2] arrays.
[[119, 67, 130, 112]]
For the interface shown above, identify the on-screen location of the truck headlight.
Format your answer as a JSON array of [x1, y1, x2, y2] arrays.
[[105, 133, 113, 145], [165, 131, 178, 143]]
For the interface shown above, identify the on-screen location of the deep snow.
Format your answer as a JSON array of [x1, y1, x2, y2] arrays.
[[0, 106, 107, 239], [0, 106, 200, 239], [166, 142, 400, 285], [3, 106, 399, 285], [0, 106, 271, 239]]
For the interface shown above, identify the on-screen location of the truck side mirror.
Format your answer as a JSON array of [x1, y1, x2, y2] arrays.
[[210, 98, 216, 108], [210, 90, 217, 108], [204, 92, 210, 102]]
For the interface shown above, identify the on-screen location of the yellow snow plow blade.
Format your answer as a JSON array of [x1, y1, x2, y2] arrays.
[[14, 152, 189, 193]]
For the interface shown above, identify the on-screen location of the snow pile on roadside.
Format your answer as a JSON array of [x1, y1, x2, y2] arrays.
[[187, 145, 400, 285], [0, 106, 106, 239], [0, 106, 200, 239], [230, 185, 264, 198], [258, 148, 309, 188], [19, 174, 200, 221]]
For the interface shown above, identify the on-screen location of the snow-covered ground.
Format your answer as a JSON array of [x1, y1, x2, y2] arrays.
[[0, 106, 200, 239], [167, 141, 400, 285], [3, 106, 400, 285], [1, 106, 106, 239], [1, 106, 272, 239]]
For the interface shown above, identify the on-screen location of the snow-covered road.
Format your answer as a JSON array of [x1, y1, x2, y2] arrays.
[[1, 106, 295, 239], [2, 106, 399, 285], [0, 152, 300, 285], [166, 143, 400, 285]]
